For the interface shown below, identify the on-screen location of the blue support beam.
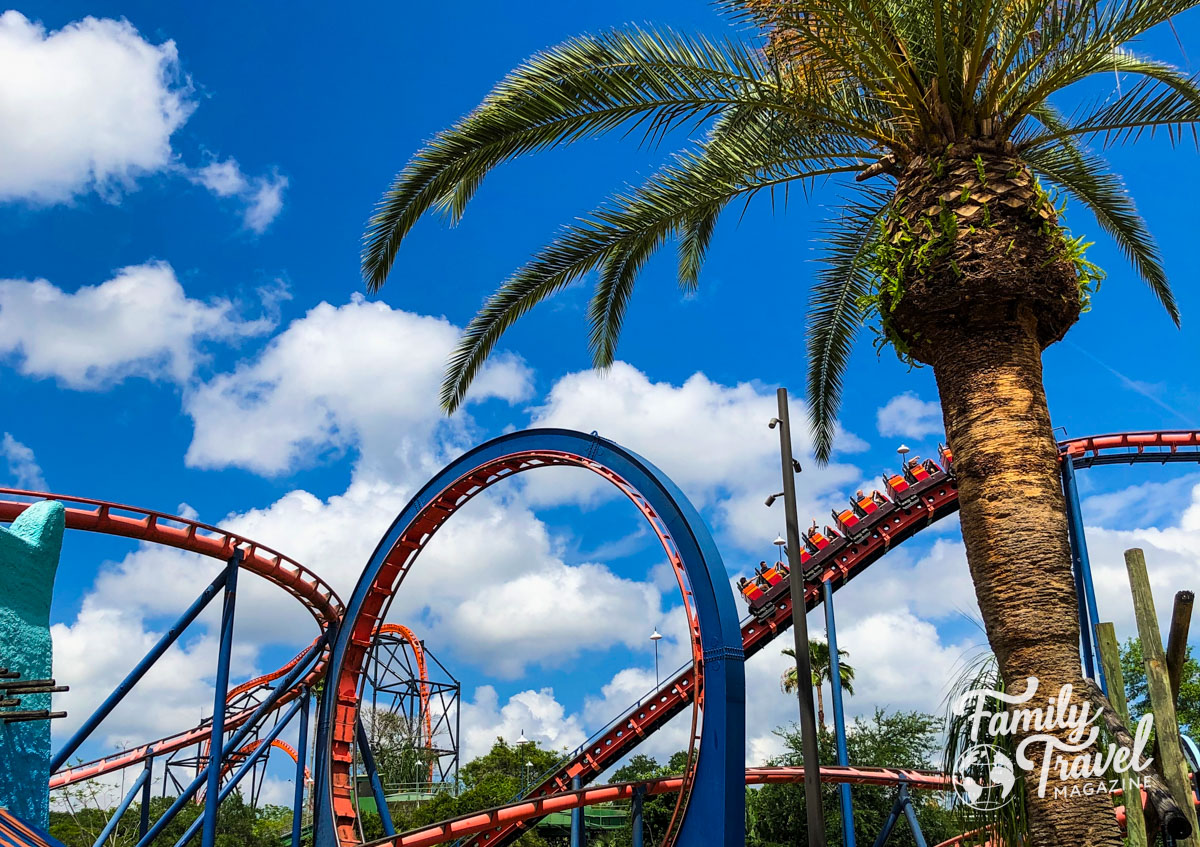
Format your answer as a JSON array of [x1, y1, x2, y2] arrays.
[[357, 720, 395, 837], [631, 785, 645, 847], [52, 566, 230, 772], [570, 775, 585, 847], [175, 698, 304, 847], [134, 633, 326, 847], [1062, 457, 1107, 692], [92, 763, 151, 847], [823, 578, 856, 847], [139, 758, 152, 838], [292, 689, 310, 847], [870, 782, 925, 847], [202, 552, 241, 847]]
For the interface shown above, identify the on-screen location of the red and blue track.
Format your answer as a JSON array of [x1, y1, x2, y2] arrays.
[[5, 428, 1198, 847]]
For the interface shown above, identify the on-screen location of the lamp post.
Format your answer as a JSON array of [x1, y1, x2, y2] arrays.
[[768, 387, 827, 846], [650, 629, 663, 688]]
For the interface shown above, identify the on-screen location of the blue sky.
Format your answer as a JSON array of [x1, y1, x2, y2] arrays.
[[2, 2, 1200, 803]]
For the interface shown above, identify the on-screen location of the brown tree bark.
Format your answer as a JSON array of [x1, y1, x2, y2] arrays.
[[928, 313, 1124, 846], [815, 682, 825, 728]]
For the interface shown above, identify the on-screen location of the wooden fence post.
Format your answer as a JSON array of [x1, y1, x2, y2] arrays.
[[1095, 621, 1148, 847], [1125, 548, 1199, 846]]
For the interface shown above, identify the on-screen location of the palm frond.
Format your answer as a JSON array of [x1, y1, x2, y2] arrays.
[[807, 190, 889, 464], [1023, 138, 1178, 325], [362, 25, 888, 290], [1021, 72, 1200, 147], [439, 114, 867, 411], [588, 227, 671, 368]]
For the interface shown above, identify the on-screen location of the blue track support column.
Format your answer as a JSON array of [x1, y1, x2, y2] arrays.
[[139, 758, 152, 838], [870, 782, 925, 847], [898, 784, 927, 847], [135, 637, 325, 847], [52, 566, 230, 772], [176, 700, 304, 847], [202, 552, 241, 847], [92, 763, 151, 847], [570, 775, 585, 847], [631, 785, 645, 847], [822, 579, 856, 847], [356, 720, 395, 837], [1062, 457, 1106, 690], [293, 689, 310, 847]]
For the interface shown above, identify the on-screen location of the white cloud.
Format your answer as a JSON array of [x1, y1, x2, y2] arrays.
[[529, 363, 867, 552], [876, 392, 943, 443], [244, 173, 288, 233], [193, 159, 245, 197], [0, 11, 192, 203], [184, 297, 532, 477], [192, 158, 288, 234], [460, 686, 587, 761], [0, 12, 288, 230], [0, 262, 273, 388], [51, 605, 258, 747], [1, 433, 47, 489]]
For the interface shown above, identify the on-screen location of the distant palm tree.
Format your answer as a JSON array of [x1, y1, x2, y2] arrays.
[[361, 3, 1199, 842], [781, 642, 855, 726]]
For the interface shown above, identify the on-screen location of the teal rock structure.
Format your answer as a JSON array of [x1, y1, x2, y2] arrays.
[[0, 500, 66, 830]]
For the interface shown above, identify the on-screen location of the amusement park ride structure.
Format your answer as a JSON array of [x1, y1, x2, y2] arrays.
[[4, 427, 1200, 847]]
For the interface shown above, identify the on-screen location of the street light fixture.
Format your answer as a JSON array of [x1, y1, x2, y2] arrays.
[[517, 729, 529, 746], [773, 535, 786, 563], [650, 629, 663, 688], [768, 388, 828, 846], [765, 492, 785, 507]]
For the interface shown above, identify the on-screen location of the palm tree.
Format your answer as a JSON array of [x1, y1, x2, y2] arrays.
[[361, 3, 1200, 842], [781, 642, 855, 726]]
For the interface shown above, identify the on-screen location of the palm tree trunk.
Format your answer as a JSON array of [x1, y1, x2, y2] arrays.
[[928, 313, 1123, 846], [815, 684, 825, 728]]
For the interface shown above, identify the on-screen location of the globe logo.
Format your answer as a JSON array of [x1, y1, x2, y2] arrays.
[[953, 744, 1017, 810]]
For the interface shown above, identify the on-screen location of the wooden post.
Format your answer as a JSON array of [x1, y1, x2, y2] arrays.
[[1166, 591, 1194, 705], [1095, 623, 1148, 847], [1125, 548, 1199, 846]]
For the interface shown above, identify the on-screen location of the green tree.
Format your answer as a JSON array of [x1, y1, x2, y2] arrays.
[[747, 710, 956, 846], [49, 792, 282, 847], [1120, 636, 1200, 732], [781, 641, 855, 726], [609, 751, 693, 846], [382, 737, 567, 846], [361, 7, 1200, 842], [362, 707, 435, 788]]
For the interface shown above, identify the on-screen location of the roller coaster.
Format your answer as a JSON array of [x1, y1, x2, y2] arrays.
[[5, 427, 1200, 847]]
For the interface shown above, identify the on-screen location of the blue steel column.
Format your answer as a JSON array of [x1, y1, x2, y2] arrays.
[[356, 720, 396, 837], [202, 551, 241, 847], [1062, 457, 1106, 691], [570, 775, 585, 847], [176, 699, 304, 847], [823, 579, 856, 847], [292, 689, 310, 846], [631, 785, 645, 847], [92, 764, 151, 847], [135, 637, 325, 847], [139, 758, 152, 838]]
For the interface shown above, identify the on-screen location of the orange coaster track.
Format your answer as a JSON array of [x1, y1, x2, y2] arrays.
[[363, 765, 952, 847]]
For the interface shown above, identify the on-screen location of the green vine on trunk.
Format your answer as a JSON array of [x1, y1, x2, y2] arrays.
[[859, 175, 1103, 362]]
